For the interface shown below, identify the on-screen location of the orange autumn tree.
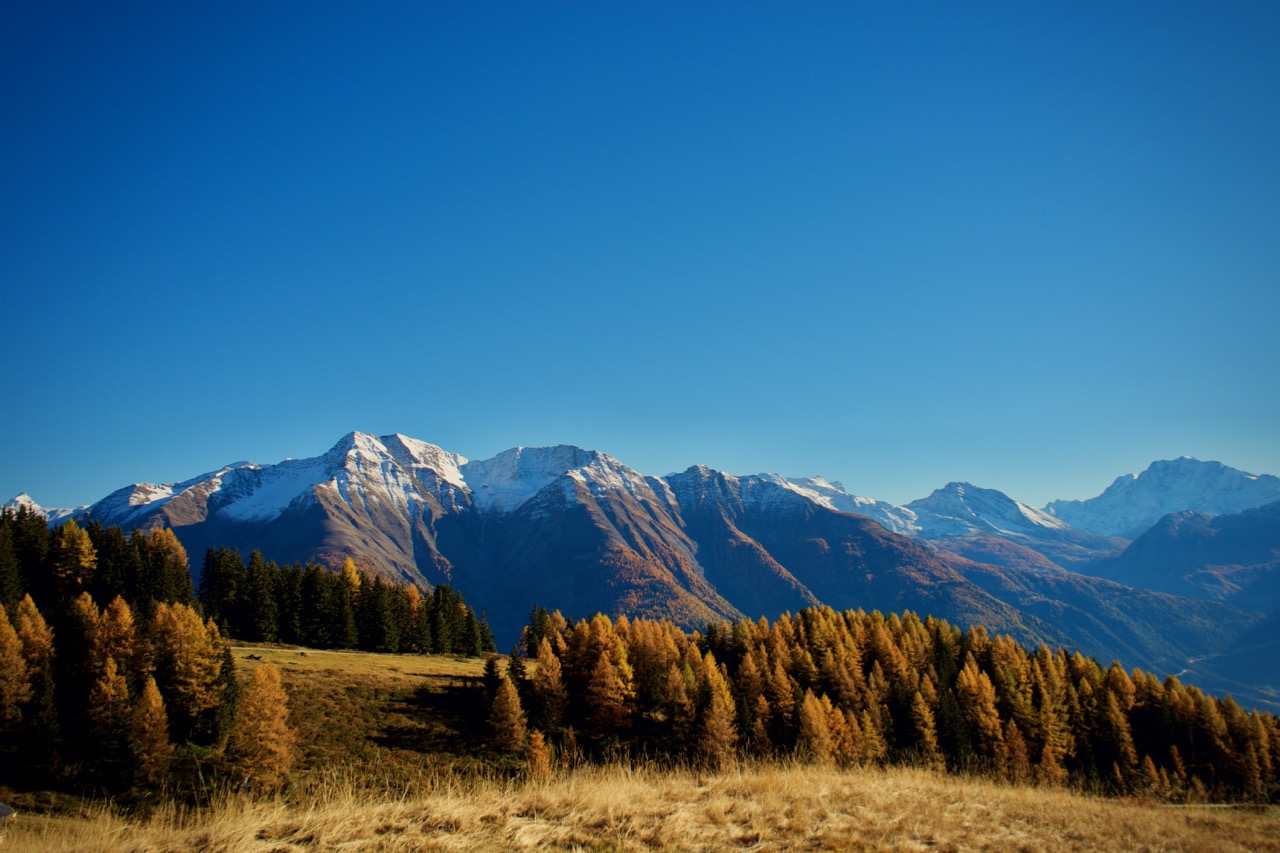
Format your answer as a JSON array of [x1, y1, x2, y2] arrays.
[[226, 664, 296, 790]]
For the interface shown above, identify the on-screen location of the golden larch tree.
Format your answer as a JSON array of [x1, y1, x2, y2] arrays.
[[531, 636, 567, 730], [585, 650, 628, 737], [49, 519, 97, 598], [87, 655, 130, 738], [490, 675, 529, 752], [94, 597, 139, 689], [956, 655, 1004, 760], [696, 655, 737, 770], [910, 690, 945, 771], [226, 664, 296, 790], [0, 604, 31, 727], [149, 602, 224, 741], [14, 594, 54, 674], [797, 689, 833, 764], [130, 674, 174, 785], [525, 729, 552, 780]]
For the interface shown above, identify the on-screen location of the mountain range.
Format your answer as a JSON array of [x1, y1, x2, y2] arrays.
[[9, 434, 1280, 709]]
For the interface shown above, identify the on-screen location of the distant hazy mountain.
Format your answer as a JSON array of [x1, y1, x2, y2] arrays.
[[904, 482, 1125, 568], [1081, 500, 1280, 707], [1085, 500, 1280, 605], [1045, 457, 1280, 539], [10, 431, 1274, 708]]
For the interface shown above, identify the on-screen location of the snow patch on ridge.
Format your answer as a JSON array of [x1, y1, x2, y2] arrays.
[[217, 457, 328, 522], [774, 475, 920, 534]]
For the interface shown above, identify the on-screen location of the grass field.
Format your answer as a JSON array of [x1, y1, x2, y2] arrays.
[[2, 645, 1277, 851], [6, 762, 1279, 852]]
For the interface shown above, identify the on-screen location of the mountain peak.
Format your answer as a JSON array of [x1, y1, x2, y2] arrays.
[[1045, 458, 1280, 538], [4, 492, 42, 513], [907, 481, 1068, 539]]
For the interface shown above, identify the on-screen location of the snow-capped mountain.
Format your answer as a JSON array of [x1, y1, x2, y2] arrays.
[[3, 492, 80, 522], [1045, 458, 1280, 539], [906, 482, 1072, 539], [8, 432, 1275, 707]]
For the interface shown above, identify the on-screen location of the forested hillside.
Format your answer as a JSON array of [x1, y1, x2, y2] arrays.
[[502, 606, 1279, 801], [0, 507, 494, 796]]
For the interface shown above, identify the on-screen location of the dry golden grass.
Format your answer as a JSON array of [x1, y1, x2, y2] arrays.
[[4, 761, 1277, 852], [4, 647, 1274, 851], [231, 644, 490, 684], [225, 644, 501, 783]]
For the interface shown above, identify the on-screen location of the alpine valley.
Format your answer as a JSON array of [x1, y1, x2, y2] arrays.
[[9, 434, 1280, 710]]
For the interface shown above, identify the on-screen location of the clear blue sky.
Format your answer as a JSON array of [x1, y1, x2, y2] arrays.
[[3, 2, 1278, 510]]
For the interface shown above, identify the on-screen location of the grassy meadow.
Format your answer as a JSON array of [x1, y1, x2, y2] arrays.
[[2, 644, 1277, 852]]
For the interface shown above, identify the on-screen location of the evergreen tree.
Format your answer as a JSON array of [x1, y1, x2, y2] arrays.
[[300, 564, 336, 648], [482, 655, 504, 705], [225, 665, 296, 791], [526, 605, 552, 657], [85, 523, 134, 607], [357, 575, 398, 652], [199, 547, 244, 632], [477, 615, 496, 655], [244, 553, 279, 643], [508, 644, 528, 687], [0, 525, 22, 606], [275, 563, 305, 645], [7, 506, 51, 606], [334, 567, 359, 649], [200, 639, 239, 746]]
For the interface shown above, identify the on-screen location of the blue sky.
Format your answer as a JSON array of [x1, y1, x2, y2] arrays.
[[2, 2, 1278, 509]]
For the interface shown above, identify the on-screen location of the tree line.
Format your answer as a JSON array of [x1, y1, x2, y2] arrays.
[[0, 506, 495, 657], [0, 582, 293, 792], [198, 547, 495, 655], [492, 606, 1280, 801]]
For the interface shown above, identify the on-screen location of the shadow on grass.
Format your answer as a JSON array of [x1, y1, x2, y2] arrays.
[[372, 679, 492, 758]]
